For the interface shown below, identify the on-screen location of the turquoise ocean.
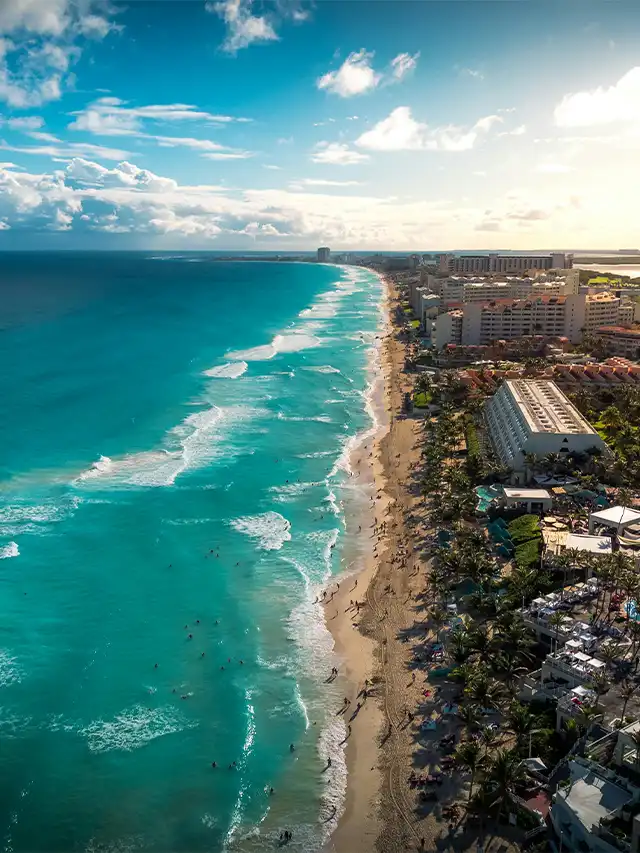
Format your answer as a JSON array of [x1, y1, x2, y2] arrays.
[[0, 254, 384, 853]]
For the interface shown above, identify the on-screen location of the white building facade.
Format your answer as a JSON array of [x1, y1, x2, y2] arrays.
[[484, 379, 607, 473], [437, 252, 573, 274]]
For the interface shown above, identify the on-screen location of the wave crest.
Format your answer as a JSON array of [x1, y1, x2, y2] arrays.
[[230, 511, 291, 550]]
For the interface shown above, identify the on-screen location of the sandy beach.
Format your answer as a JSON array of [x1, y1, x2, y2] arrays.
[[324, 275, 523, 853], [325, 273, 427, 853]]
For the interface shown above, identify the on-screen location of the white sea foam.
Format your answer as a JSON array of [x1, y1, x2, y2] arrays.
[[0, 541, 19, 559], [277, 412, 332, 424], [79, 704, 196, 753], [299, 365, 341, 374], [0, 495, 81, 537], [203, 361, 248, 379], [227, 333, 321, 362], [75, 405, 262, 488], [296, 450, 335, 459], [230, 511, 291, 551], [78, 455, 114, 480], [269, 481, 320, 503], [0, 650, 23, 687]]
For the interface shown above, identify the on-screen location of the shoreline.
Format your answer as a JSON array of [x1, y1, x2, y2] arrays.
[[324, 272, 394, 853]]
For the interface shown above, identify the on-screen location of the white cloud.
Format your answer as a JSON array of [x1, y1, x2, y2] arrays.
[[459, 67, 484, 80], [390, 52, 419, 81], [311, 142, 369, 165], [0, 140, 131, 161], [356, 106, 426, 151], [317, 49, 420, 98], [0, 1, 117, 107], [555, 67, 640, 127], [498, 124, 526, 137], [69, 97, 250, 135], [6, 115, 44, 129], [201, 151, 254, 160], [68, 97, 253, 159], [0, 155, 633, 249], [208, 0, 278, 52], [317, 49, 380, 98], [263, 164, 282, 170], [296, 178, 362, 187], [27, 130, 60, 142], [355, 107, 502, 152]]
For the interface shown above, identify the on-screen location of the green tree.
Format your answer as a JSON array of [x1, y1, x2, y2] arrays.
[[485, 749, 529, 821], [454, 739, 485, 802]]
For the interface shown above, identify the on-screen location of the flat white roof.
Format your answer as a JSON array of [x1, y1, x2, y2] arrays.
[[565, 533, 613, 554], [505, 379, 597, 435], [503, 487, 552, 500], [564, 761, 632, 828], [590, 506, 640, 527]]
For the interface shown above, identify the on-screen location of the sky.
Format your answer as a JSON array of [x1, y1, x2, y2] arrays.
[[0, 0, 639, 251]]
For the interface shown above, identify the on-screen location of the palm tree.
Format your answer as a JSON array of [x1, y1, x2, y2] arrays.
[[470, 626, 492, 659], [457, 703, 481, 737], [505, 702, 551, 757], [454, 739, 485, 802], [619, 681, 637, 724], [493, 653, 528, 694], [451, 662, 478, 691], [485, 749, 529, 822], [547, 611, 567, 653], [448, 632, 472, 666], [429, 606, 448, 642], [587, 671, 610, 712], [479, 725, 500, 756], [466, 674, 504, 711]]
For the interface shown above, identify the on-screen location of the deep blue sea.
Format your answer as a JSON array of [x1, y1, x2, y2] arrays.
[[0, 253, 384, 853]]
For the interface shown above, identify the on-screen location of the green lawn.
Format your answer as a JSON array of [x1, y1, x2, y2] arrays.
[[413, 391, 432, 408], [410, 319, 420, 329]]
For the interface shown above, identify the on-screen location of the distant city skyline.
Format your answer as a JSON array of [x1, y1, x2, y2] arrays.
[[0, 0, 639, 250]]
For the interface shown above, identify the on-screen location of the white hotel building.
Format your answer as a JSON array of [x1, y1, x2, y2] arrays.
[[484, 379, 607, 474], [437, 252, 573, 274]]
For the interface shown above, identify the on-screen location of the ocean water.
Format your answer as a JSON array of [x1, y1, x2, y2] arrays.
[[0, 253, 384, 853]]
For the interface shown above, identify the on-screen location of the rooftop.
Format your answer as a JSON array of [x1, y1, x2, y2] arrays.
[[597, 325, 640, 337], [503, 487, 552, 500], [505, 379, 597, 436], [564, 533, 613, 555], [559, 760, 633, 829]]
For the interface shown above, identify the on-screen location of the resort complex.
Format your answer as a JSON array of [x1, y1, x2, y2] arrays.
[[343, 255, 640, 853]]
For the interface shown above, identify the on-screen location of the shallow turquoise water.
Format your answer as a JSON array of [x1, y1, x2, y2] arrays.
[[0, 254, 383, 852]]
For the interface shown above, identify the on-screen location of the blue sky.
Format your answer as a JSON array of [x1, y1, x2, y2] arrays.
[[0, 0, 639, 249]]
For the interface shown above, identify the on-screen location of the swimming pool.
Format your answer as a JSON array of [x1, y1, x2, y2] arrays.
[[475, 484, 502, 513], [626, 600, 640, 621]]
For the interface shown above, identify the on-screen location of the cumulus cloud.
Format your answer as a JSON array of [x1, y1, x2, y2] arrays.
[[555, 67, 640, 127], [390, 52, 419, 81], [0, 156, 615, 249], [355, 107, 502, 152], [0, 1, 118, 107], [208, 0, 280, 52], [317, 49, 419, 97], [317, 50, 380, 98], [311, 141, 370, 165]]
